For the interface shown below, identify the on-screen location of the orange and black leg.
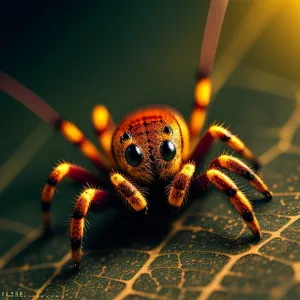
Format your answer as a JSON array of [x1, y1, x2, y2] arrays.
[[189, 77, 212, 138], [55, 118, 107, 171], [192, 164, 272, 238], [189, 0, 228, 138], [70, 188, 111, 269], [92, 105, 116, 167], [188, 125, 261, 170], [42, 163, 102, 233], [167, 163, 196, 208], [208, 155, 272, 198], [110, 172, 148, 212]]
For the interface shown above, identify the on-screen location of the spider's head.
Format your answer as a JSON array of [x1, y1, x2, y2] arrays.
[[111, 108, 184, 184]]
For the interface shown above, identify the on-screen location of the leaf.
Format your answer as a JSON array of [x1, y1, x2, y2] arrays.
[[0, 1, 300, 300], [1, 87, 299, 300]]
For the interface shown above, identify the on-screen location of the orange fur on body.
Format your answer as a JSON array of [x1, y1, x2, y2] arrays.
[[111, 107, 190, 183]]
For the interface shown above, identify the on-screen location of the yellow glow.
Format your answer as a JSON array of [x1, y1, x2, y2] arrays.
[[61, 121, 83, 143], [93, 105, 109, 131], [195, 78, 211, 107], [212, 0, 285, 96]]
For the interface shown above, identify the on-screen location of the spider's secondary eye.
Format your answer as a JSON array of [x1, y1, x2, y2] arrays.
[[120, 132, 131, 143], [125, 144, 144, 166], [160, 140, 176, 161], [163, 125, 173, 134]]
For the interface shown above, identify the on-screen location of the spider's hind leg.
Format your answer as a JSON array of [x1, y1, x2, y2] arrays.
[[208, 155, 272, 198], [42, 163, 102, 233], [192, 166, 270, 238], [188, 125, 261, 170]]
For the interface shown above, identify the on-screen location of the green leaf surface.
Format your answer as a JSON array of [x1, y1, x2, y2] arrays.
[[0, 1, 299, 299]]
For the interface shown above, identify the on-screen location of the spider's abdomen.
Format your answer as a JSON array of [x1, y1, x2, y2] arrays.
[[111, 106, 190, 184]]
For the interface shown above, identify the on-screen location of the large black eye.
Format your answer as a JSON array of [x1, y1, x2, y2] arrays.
[[125, 144, 144, 166], [160, 140, 176, 161]]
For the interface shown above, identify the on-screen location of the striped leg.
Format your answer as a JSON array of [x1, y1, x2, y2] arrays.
[[56, 119, 107, 171], [92, 105, 116, 167], [208, 155, 272, 198], [189, 0, 228, 138], [70, 188, 111, 269], [110, 172, 147, 212], [193, 169, 262, 238], [188, 125, 261, 169], [0, 72, 107, 171], [42, 163, 101, 233], [168, 163, 196, 207], [189, 77, 212, 138]]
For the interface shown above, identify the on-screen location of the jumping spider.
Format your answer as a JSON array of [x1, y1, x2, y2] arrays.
[[1, 1, 272, 270]]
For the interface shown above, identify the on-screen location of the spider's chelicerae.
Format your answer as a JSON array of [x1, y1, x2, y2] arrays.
[[1, 1, 272, 270]]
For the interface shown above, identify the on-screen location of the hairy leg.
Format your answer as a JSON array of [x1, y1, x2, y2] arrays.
[[193, 169, 262, 238], [69, 188, 111, 269], [188, 125, 261, 169], [208, 155, 272, 198], [167, 162, 196, 207], [42, 163, 101, 232], [110, 172, 147, 212]]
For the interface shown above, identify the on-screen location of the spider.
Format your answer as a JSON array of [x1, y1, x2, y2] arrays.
[[0, 1, 272, 270]]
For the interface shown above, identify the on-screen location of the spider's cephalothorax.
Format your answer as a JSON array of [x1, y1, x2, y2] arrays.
[[112, 107, 189, 184], [2, 1, 273, 270]]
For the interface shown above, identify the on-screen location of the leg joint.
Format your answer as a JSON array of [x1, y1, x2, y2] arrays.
[[41, 201, 51, 212], [241, 210, 254, 222], [70, 238, 82, 250], [225, 187, 237, 197]]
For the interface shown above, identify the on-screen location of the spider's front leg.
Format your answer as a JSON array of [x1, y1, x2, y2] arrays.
[[167, 163, 196, 207], [70, 188, 111, 269], [110, 172, 148, 212], [192, 155, 273, 238]]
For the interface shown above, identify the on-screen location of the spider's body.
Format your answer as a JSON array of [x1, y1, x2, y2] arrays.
[[45, 90, 272, 270], [1, 1, 273, 270], [112, 107, 188, 184]]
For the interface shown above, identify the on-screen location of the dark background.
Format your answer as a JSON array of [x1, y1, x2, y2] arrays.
[[0, 1, 299, 299]]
